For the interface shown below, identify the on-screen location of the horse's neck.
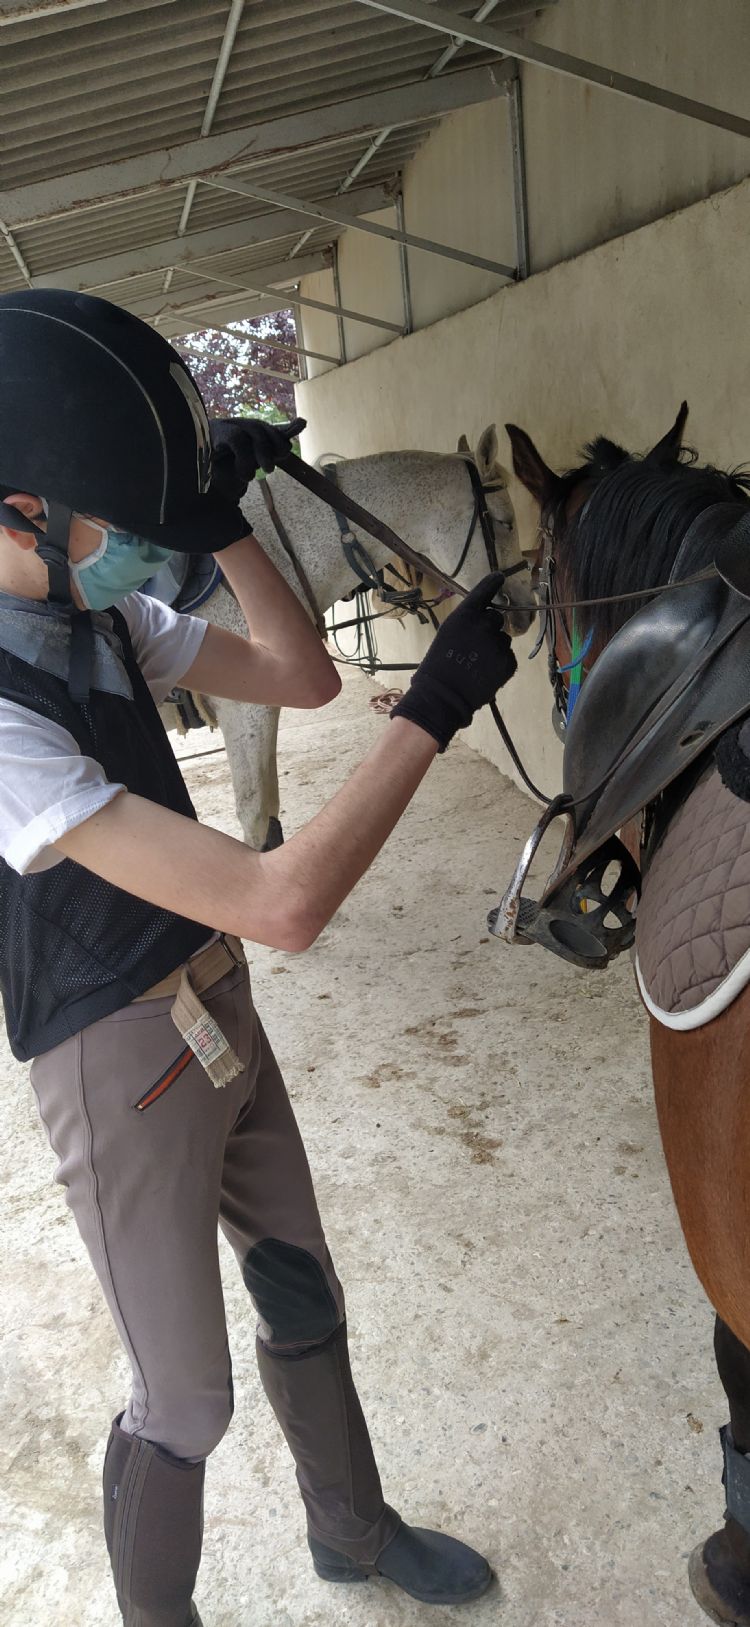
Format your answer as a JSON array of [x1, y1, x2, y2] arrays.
[[336, 453, 460, 564], [243, 456, 455, 614]]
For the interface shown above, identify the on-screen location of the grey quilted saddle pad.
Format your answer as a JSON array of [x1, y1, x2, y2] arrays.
[[636, 763, 750, 1029]]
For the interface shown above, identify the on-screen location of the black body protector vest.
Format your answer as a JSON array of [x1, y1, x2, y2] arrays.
[[0, 599, 212, 1061]]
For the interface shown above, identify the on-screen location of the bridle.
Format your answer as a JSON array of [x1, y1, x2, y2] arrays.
[[258, 448, 558, 801], [260, 450, 726, 810], [528, 502, 719, 740], [451, 458, 514, 578], [263, 448, 525, 628], [528, 513, 594, 739]]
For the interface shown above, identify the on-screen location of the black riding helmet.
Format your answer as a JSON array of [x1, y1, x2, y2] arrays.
[[0, 288, 248, 561]]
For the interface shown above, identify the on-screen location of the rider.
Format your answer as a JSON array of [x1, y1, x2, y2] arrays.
[[0, 289, 517, 1627]]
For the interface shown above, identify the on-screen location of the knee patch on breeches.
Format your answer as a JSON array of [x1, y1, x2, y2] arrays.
[[243, 1237, 340, 1347]]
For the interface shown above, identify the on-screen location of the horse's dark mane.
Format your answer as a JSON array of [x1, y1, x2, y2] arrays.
[[544, 444, 750, 644]]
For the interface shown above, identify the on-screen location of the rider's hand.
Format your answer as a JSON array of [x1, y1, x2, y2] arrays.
[[391, 572, 517, 751], [210, 417, 306, 503]]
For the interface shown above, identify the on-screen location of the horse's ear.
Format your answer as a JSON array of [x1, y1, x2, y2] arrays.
[[505, 424, 560, 504], [476, 424, 499, 475], [586, 435, 629, 471], [647, 401, 689, 463], [456, 433, 472, 457]]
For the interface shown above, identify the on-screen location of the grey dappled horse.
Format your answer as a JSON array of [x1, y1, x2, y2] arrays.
[[172, 427, 534, 849]]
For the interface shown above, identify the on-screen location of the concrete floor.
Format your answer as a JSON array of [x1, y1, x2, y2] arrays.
[[0, 667, 726, 1627]]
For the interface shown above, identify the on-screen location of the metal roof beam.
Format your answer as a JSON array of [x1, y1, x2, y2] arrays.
[[289, 127, 393, 259], [29, 196, 385, 291], [183, 267, 404, 334], [156, 300, 293, 339], [0, 63, 511, 229], [181, 321, 340, 369], [176, 344, 299, 386], [357, 0, 750, 138], [0, 0, 109, 20], [0, 219, 32, 284], [112, 252, 327, 312], [428, 0, 502, 77], [117, 250, 323, 310], [353, 0, 748, 136], [288, 0, 508, 259], [162, 0, 247, 297], [507, 71, 529, 279], [203, 175, 517, 279], [145, 278, 400, 342], [199, 0, 245, 138], [138, 290, 288, 325], [129, 269, 402, 337]]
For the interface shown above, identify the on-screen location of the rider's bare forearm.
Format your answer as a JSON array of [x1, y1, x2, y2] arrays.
[[218, 532, 336, 697], [54, 718, 437, 951], [264, 717, 438, 946]]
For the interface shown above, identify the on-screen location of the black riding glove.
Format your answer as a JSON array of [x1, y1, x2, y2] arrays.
[[391, 571, 517, 751], [210, 416, 307, 503]]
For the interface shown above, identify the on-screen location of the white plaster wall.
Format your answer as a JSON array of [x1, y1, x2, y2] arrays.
[[299, 265, 339, 379], [337, 204, 403, 362], [297, 0, 749, 359], [402, 96, 517, 330], [525, 0, 750, 272], [296, 175, 750, 800], [300, 207, 403, 378]]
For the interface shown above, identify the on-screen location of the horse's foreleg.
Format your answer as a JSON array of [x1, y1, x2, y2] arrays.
[[683, 1315, 750, 1624], [651, 999, 750, 1622], [211, 696, 281, 851]]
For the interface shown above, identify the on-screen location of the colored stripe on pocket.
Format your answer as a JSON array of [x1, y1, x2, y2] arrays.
[[133, 1046, 193, 1112]]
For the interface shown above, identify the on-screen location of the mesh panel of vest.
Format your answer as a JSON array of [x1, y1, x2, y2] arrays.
[[0, 606, 213, 1060]]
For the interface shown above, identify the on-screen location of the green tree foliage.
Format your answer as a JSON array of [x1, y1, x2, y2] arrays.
[[176, 309, 298, 418]]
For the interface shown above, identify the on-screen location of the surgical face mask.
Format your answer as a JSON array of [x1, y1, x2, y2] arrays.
[[52, 510, 174, 611]]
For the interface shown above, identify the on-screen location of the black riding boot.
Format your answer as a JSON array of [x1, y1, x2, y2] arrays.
[[689, 1319, 750, 1625], [256, 1322, 493, 1605], [102, 1415, 205, 1627]]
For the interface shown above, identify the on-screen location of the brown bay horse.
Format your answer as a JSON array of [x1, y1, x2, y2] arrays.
[[506, 409, 750, 1626]]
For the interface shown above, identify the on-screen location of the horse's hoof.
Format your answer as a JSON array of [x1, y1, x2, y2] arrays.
[[689, 1533, 750, 1625], [261, 816, 284, 852]]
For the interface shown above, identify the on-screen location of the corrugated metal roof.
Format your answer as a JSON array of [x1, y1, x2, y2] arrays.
[[0, 244, 22, 296], [0, 0, 556, 327], [97, 227, 338, 314], [14, 123, 424, 277]]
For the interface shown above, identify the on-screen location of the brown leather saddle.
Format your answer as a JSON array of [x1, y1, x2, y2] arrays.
[[490, 506, 750, 968]]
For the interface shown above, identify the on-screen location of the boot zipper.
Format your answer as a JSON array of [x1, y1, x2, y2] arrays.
[[114, 1437, 152, 1603]]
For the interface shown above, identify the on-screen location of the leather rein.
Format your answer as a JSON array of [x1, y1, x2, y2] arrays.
[[271, 449, 516, 606]]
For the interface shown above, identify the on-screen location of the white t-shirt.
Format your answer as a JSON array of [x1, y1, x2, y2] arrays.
[[0, 592, 208, 877]]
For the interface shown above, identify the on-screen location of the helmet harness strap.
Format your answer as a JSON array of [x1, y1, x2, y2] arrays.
[[0, 497, 94, 705]]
